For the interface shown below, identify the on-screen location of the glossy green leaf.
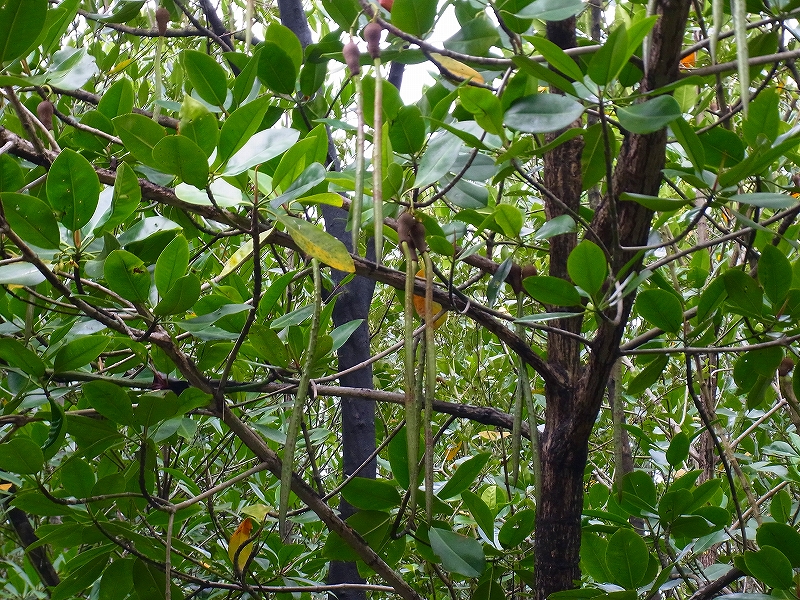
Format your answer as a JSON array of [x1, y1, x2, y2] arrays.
[[567, 240, 607, 297], [0, 437, 44, 474], [758, 244, 791, 305], [526, 36, 584, 82], [428, 527, 486, 577], [257, 41, 296, 94], [619, 192, 691, 212], [155, 235, 189, 296], [265, 22, 303, 72], [523, 275, 582, 307], [723, 269, 763, 318], [588, 24, 629, 86], [728, 192, 797, 209], [98, 559, 135, 600], [671, 117, 706, 173], [217, 96, 271, 164], [756, 522, 800, 567], [666, 432, 690, 467], [104, 249, 152, 304], [0, 0, 47, 64], [0, 154, 24, 192], [46, 149, 100, 231], [154, 274, 202, 316], [743, 88, 780, 147], [85, 0, 144, 23], [341, 477, 402, 511], [152, 135, 209, 187], [113, 113, 166, 167], [183, 49, 228, 106], [97, 79, 135, 119], [617, 96, 681, 134], [635, 289, 683, 333], [51, 554, 110, 600], [743, 546, 794, 590], [498, 508, 535, 548], [54, 335, 109, 373], [516, 0, 585, 21], [389, 105, 426, 155], [493, 203, 523, 238], [415, 132, 463, 188], [580, 532, 611, 582], [605, 528, 649, 589], [59, 457, 95, 498], [627, 354, 669, 396], [462, 490, 495, 538], [504, 94, 585, 134], [392, 0, 436, 37], [82, 380, 135, 426], [437, 452, 491, 500], [0, 192, 61, 249], [458, 86, 504, 135], [0, 338, 45, 378], [223, 127, 300, 176]]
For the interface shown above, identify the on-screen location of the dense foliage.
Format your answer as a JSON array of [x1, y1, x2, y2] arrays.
[[3, 0, 800, 600]]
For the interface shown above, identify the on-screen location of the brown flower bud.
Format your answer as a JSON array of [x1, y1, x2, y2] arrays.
[[397, 211, 418, 262], [779, 356, 794, 377], [409, 218, 428, 256], [343, 40, 361, 77], [36, 100, 54, 130], [364, 22, 382, 60], [155, 6, 170, 37]]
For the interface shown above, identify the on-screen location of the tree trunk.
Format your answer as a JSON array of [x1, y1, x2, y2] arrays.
[[534, 2, 692, 598]]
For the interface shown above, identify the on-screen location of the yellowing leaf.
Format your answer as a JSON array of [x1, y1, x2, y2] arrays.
[[428, 53, 484, 84], [445, 443, 462, 461], [219, 230, 273, 279], [477, 431, 510, 441], [241, 503, 271, 523], [228, 517, 255, 571], [412, 269, 447, 329], [109, 58, 134, 74], [278, 215, 355, 273]]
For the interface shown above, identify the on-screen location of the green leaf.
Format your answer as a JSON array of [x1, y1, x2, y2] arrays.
[[743, 88, 780, 147], [0, 338, 46, 378], [580, 532, 611, 582], [341, 477, 402, 511], [428, 527, 486, 577], [54, 335, 110, 372], [462, 490, 495, 538], [670, 117, 706, 173], [627, 354, 669, 396], [152, 135, 209, 187], [132, 558, 184, 600], [758, 244, 791, 305], [153, 274, 202, 317], [515, 0, 585, 20], [223, 127, 300, 176], [619, 192, 691, 212], [588, 23, 629, 86], [133, 393, 182, 428], [526, 36, 584, 82], [99, 162, 141, 233], [265, 22, 303, 72], [701, 127, 745, 170], [617, 96, 681, 134], [182, 49, 228, 106], [493, 203, 523, 238], [756, 522, 800, 567], [523, 275, 582, 307], [392, 0, 437, 37], [112, 113, 166, 168], [46, 149, 101, 231], [155, 235, 189, 296], [0, 154, 24, 192], [0, 0, 47, 64], [458, 86, 504, 135], [98, 559, 135, 600], [744, 547, 794, 590], [438, 452, 491, 500], [535, 214, 576, 239], [0, 192, 61, 249], [104, 249, 152, 304], [257, 41, 297, 94], [728, 192, 797, 209], [498, 508, 535, 548], [504, 94, 585, 134], [82, 380, 135, 426], [635, 289, 683, 333], [60, 457, 96, 498], [85, 0, 144, 23], [390, 105, 427, 155], [277, 215, 355, 273], [723, 270, 762, 318], [567, 240, 607, 297], [178, 99, 218, 158], [51, 554, 110, 600], [605, 528, 649, 589], [0, 437, 44, 474], [415, 132, 463, 188], [97, 79, 135, 119], [217, 96, 272, 164]]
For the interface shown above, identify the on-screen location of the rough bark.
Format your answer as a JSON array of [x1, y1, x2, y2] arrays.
[[5, 505, 61, 589], [534, 3, 692, 599]]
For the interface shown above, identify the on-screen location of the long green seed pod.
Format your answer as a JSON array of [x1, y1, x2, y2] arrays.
[[279, 258, 322, 540], [515, 300, 540, 504], [402, 242, 419, 522], [422, 252, 436, 522], [510, 295, 525, 486], [732, 0, 749, 117], [365, 22, 384, 263], [353, 74, 366, 252], [710, 0, 723, 64]]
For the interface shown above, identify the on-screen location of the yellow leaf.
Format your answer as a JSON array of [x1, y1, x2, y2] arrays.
[[412, 269, 447, 329], [109, 58, 134, 74], [428, 53, 485, 85], [219, 230, 273, 279], [279, 216, 355, 273], [228, 517, 255, 571], [445, 443, 461, 461], [477, 430, 510, 441]]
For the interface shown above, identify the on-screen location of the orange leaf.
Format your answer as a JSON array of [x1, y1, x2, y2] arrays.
[[228, 518, 255, 571], [680, 52, 696, 68], [428, 53, 484, 84]]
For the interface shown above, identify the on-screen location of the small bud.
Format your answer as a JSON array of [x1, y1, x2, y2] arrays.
[[397, 211, 418, 262], [343, 40, 361, 77], [364, 22, 382, 60], [379, 0, 394, 11], [36, 100, 54, 130], [410, 218, 428, 256], [155, 6, 170, 37]]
